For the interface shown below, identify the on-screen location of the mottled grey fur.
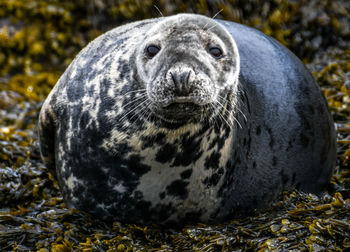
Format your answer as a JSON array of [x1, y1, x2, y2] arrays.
[[38, 14, 336, 225]]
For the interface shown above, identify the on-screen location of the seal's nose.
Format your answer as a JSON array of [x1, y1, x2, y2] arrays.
[[170, 70, 191, 96]]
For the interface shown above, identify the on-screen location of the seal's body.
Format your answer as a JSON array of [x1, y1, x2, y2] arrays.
[[38, 14, 336, 225]]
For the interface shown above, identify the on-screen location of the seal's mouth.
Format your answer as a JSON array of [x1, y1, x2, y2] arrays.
[[152, 101, 208, 123], [163, 102, 202, 114]]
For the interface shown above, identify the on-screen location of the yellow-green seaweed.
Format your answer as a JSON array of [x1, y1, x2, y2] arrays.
[[0, 0, 349, 251]]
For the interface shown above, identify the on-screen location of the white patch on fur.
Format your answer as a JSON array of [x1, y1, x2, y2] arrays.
[[66, 174, 78, 190], [113, 183, 127, 194]]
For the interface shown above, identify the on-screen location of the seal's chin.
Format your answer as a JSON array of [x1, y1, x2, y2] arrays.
[[152, 102, 208, 123]]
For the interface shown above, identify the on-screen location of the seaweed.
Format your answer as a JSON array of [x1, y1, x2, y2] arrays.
[[0, 0, 349, 251]]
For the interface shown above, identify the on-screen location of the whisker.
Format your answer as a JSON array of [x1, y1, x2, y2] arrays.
[[231, 115, 242, 129], [126, 100, 150, 123], [121, 93, 148, 109], [118, 98, 149, 123], [131, 99, 152, 122], [209, 104, 221, 130], [123, 89, 147, 96], [138, 100, 152, 122], [144, 104, 153, 123], [238, 109, 247, 122], [138, 102, 158, 138], [218, 109, 233, 128], [203, 9, 223, 29], [212, 9, 223, 19], [153, 5, 164, 17], [207, 24, 218, 31], [217, 94, 247, 122], [215, 98, 242, 129], [118, 99, 152, 136], [214, 100, 233, 128]]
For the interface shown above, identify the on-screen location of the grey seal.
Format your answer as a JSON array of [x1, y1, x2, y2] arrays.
[[38, 13, 336, 225]]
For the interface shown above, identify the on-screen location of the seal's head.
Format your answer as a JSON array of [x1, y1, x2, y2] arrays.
[[135, 14, 240, 123]]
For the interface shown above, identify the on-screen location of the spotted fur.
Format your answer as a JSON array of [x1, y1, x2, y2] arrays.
[[38, 14, 336, 225]]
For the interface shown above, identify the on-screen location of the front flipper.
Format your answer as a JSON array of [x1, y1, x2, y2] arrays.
[[38, 102, 56, 176]]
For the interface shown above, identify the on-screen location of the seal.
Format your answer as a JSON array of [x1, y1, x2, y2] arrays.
[[38, 13, 336, 225]]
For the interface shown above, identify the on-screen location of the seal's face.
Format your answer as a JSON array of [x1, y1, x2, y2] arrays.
[[135, 14, 240, 123]]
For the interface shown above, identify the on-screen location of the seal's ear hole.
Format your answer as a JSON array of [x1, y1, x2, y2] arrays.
[[146, 45, 161, 58], [209, 47, 223, 59]]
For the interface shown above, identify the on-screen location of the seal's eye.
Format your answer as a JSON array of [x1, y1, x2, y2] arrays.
[[209, 47, 223, 59], [146, 45, 161, 58]]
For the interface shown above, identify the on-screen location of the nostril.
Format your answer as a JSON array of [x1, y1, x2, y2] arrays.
[[170, 72, 180, 92], [170, 72, 178, 85], [169, 69, 192, 96], [182, 71, 191, 86]]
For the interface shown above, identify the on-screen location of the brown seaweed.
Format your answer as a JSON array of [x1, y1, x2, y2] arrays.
[[0, 0, 349, 251]]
